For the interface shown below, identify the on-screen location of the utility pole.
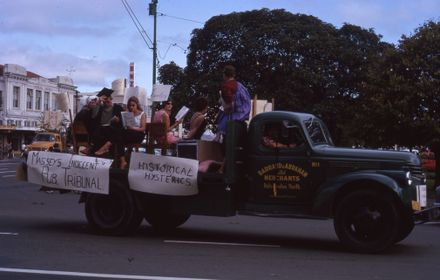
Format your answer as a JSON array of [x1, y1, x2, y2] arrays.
[[149, 0, 158, 86]]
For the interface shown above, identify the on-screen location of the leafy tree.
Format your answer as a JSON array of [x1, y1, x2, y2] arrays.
[[158, 61, 184, 86], [185, 9, 386, 145], [398, 21, 440, 184], [348, 43, 403, 148], [350, 20, 440, 182], [324, 24, 387, 145]]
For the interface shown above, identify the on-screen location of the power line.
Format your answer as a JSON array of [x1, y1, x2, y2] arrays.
[[121, 0, 153, 48], [120, 2, 193, 68], [124, 0, 154, 45], [156, 41, 187, 60], [158, 12, 204, 24], [157, 43, 187, 60]]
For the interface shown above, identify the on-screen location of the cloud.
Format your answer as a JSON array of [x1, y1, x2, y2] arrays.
[[0, 20, 121, 38], [0, 0, 126, 38], [0, 40, 128, 92]]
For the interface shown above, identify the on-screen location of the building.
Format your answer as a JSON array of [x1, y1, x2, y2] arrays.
[[0, 63, 77, 153]]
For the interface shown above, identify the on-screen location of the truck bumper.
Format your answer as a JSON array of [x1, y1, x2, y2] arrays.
[[414, 205, 440, 224]]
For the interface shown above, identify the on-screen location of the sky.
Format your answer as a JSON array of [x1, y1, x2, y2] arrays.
[[0, 0, 439, 95]]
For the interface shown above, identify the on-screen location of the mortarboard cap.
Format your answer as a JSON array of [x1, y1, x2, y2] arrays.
[[97, 87, 114, 97]]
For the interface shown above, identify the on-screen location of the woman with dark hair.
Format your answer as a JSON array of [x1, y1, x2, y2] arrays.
[[152, 100, 181, 144], [185, 97, 208, 140], [123, 96, 147, 145]]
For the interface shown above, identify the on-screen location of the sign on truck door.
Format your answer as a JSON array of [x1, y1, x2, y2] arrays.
[[248, 118, 313, 204]]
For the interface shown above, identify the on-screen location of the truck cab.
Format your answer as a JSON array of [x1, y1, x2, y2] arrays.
[[241, 112, 424, 215]]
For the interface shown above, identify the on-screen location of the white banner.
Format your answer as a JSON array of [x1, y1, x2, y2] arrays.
[[128, 152, 198, 196], [150, 84, 172, 102], [27, 151, 113, 194]]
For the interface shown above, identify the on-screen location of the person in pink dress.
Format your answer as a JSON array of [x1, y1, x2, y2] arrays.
[[152, 100, 181, 144]]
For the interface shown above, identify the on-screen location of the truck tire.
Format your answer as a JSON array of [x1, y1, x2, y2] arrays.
[[85, 181, 143, 236], [334, 189, 400, 253], [145, 212, 190, 232], [144, 201, 190, 232], [394, 208, 414, 244]]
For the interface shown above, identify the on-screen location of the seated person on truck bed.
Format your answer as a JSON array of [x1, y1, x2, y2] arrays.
[[90, 88, 127, 169], [152, 100, 181, 145]]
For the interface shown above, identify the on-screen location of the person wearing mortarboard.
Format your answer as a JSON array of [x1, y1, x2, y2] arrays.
[[90, 87, 127, 168]]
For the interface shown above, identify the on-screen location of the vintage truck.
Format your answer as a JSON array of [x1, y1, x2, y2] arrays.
[[24, 131, 65, 154], [19, 111, 435, 253]]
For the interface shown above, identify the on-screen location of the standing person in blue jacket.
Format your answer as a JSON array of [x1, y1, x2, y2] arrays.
[[216, 65, 251, 141]]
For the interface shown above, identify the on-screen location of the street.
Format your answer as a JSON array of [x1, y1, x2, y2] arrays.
[[1, 159, 440, 280]]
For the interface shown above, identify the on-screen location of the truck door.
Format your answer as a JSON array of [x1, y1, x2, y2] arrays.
[[248, 119, 313, 204]]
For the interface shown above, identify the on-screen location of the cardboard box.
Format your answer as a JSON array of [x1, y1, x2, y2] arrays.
[[177, 140, 223, 162]]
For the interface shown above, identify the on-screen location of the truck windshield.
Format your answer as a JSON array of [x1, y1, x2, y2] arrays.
[[303, 118, 333, 146], [33, 134, 55, 142]]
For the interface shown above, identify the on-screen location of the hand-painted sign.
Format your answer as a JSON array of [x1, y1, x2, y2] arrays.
[[27, 151, 113, 194], [257, 162, 309, 198], [128, 152, 198, 196]]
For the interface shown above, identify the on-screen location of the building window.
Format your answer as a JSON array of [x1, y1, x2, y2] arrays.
[[35, 90, 42, 110], [44, 91, 49, 110], [13, 86, 20, 108], [0, 91, 3, 109], [51, 93, 57, 110], [26, 88, 34, 110]]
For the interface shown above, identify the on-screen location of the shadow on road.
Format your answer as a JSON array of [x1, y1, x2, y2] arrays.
[[22, 216, 425, 255]]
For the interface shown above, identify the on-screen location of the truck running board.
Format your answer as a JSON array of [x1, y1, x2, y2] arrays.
[[238, 210, 327, 220]]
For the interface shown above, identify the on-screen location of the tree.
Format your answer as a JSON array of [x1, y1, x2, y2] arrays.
[[398, 21, 440, 184], [185, 9, 386, 145], [323, 23, 388, 145]]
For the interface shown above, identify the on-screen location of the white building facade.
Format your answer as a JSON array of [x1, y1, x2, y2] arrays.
[[0, 63, 77, 152]]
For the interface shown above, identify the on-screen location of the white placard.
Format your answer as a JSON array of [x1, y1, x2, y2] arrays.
[[27, 151, 113, 194], [128, 152, 198, 196], [151, 84, 172, 102], [175, 106, 189, 121], [417, 184, 427, 207], [121, 111, 136, 128]]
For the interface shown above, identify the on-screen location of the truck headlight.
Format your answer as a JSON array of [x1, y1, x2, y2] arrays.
[[406, 171, 412, 186]]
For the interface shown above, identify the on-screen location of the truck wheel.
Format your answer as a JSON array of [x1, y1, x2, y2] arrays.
[[85, 181, 143, 236], [334, 189, 400, 253], [144, 210, 190, 232], [394, 208, 414, 244]]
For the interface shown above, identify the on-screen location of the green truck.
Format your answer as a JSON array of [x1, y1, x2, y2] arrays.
[[20, 111, 434, 253]]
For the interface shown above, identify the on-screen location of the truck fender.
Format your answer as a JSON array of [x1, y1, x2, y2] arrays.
[[312, 171, 402, 217]]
